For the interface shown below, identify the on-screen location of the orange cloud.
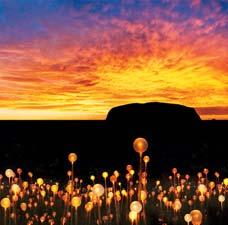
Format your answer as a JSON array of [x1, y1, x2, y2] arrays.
[[0, 1, 227, 119]]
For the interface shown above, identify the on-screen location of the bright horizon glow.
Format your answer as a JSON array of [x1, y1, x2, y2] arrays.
[[0, 106, 227, 120], [0, 1, 227, 120]]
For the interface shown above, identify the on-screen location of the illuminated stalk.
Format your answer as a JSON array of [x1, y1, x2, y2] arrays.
[[4, 209, 6, 225], [71, 163, 74, 189], [98, 197, 102, 225], [75, 208, 78, 225], [138, 153, 142, 201]]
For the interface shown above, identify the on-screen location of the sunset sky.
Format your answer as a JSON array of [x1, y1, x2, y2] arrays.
[[0, 0, 227, 120]]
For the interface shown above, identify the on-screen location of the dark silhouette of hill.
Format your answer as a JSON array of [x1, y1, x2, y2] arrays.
[[106, 102, 202, 140], [0, 102, 227, 179], [107, 102, 201, 124]]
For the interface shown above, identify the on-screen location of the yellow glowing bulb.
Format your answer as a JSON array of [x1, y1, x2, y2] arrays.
[[51, 184, 59, 195], [40, 190, 46, 198], [129, 211, 138, 222], [184, 214, 192, 223], [130, 201, 142, 213], [85, 202, 93, 212], [223, 178, 228, 186], [71, 196, 81, 208], [92, 184, 105, 197], [198, 184, 207, 196], [11, 184, 21, 195], [22, 181, 29, 189], [140, 190, 147, 201], [90, 175, 95, 181], [102, 172, 108, 179], [172, 199, 182, 212], [5, 169, 14, 178], [130, 170, 135, 176], [1, 198, 11, 209], [37, 178, 44, 186]]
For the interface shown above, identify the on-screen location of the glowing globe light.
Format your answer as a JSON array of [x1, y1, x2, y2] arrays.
[[102, 172, 108, 179], [110, 175, 117, 184], [143, 155, 150, 164], [133, 138, 148, 155], [66, 183, 74, 194], [184, 214, 192, 224], [173, 199, 182, 212], [129, 210, 138, 222], [17, 168, 22, 176], [108, 192, 114, 199], [218, 194, 225, 211], [209, 181, 215, 190], [11, 184, 21, 195], [85, 202, 93, 212], [40, 190, 46, 198], [190, 210, 203, 225], [37, 178, 44, 186], [126, 165, 133, 172], [198, 184, 207, 196], [90, 175, 95, 182], [51, 184, 59, 195], [140, 190, 147, 201], [121, 189, 127, 197], [92, 184, 105, 197], [5, 169, 14, 179], [68, 153, 77, 164], [172, 168, 177, 174], [1, 197, 11, 210], [22, 181, 29, 189], [218, 195, 225, 203], [223, 178, 228, 186], [28, 172, 33, 178], [20, 202, 27, 212], [71, 196, 81, 208], [114, 170, 120, 178], [130, 201, 142, 213], [130, 170, 135, 176]]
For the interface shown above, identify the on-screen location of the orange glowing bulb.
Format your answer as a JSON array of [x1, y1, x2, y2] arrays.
[[68, 153, 77, 164], [143, 155, 150, 164], [190, 210, 203, 225], [133, 138, 148, 155], [20, 202, 27, 212]]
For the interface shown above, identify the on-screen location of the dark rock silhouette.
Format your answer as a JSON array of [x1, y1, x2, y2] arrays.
[[106, 102, 202, 134], [107, 102, 201, 124]]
